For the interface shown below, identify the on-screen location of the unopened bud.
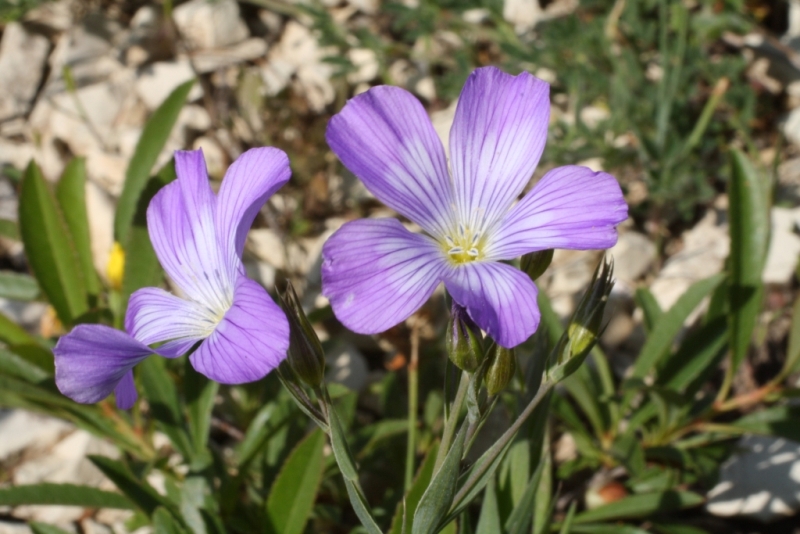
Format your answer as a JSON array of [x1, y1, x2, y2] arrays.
[[279, 282, 325, 388], [520, 249, 554, 282], [447, 303, 484, 372], [549, 257, 614, 381], [485, 345, 516, 396]]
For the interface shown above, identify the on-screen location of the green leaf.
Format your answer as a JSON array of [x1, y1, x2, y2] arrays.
[[572, 491, 704, 524], [0, 271, 39, 301], [0, 311, 36, 346], [185, 359, 218, 467], [728, 149, 769, 371], [658, 316, 727, 393], [89, 455, 172, 517], [0, 483, 135, 509], [631, 274, 725, 380], [328, 397, 359, 481], [732, 405, 800, 441], [559, 502, 577, 534], [635, 287, 663, 333], [121, 162, 176, 308], [31, 524, 74, 534], [505, 459, 545, 534], [7, 343, 54, 374], [115, 80, 194, 242], [0, 347, 48, 382], [140, 357, 193, 459], [265, 429, 326, 534], [413, 425, 466, 534], [0, 218, 19, 240], [532, 451, 554, 534], [344, 478, 383, 534], [55, 157, 100, 296], [153, 506, 190, 534], [235, 400, 291, 470], [475, 477, 501, 534], [19, 161, 87, 324], [389, 443, 440, 534], [778, 295, 800, 381]]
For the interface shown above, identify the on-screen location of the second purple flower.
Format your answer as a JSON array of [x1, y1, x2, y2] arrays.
[[322, 67, 628, 348]]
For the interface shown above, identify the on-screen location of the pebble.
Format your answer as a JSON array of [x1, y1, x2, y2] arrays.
[[707, 435, 800, 522], [0, 24, 50, 122]]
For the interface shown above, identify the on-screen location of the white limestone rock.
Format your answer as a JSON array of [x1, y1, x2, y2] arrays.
[[0, 23, 50, 122], [134, 60, 203, 111], [173, 0, 249, 50], [707, 435, 800, 522], [763, 207, 800, 284]]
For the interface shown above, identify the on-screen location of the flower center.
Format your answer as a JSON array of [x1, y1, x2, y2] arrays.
[[442, 224, 485, 265]]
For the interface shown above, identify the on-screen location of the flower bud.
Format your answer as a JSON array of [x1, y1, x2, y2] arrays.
[[548, 257, 614, 382], [520, 249, 554, 282], [447, 302, 484, 372], [279, 282, 325, 388], [485, 345, 516, 396]]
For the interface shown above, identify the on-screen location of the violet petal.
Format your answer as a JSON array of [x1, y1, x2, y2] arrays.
[[216, 147, 291, 274], [443, 261, 540, 348], [449, 67, 550, 231], [326, 86, 454, 236], [54, 325, 153, 406], [488, 165, 628, 259], [147, 149, 232, 313], [189, 275, 289, 384], [321, 218, 448, 334], [125, 286, 216, 357], [114, 370, 137, 410]]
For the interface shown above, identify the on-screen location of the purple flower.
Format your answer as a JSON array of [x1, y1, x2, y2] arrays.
[[54, 148, 291, 409], [322, 67, 628, 348]]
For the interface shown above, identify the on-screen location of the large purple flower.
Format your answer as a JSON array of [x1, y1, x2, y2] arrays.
[[322, 67, 628, 348], [55, 148, 291, 409]]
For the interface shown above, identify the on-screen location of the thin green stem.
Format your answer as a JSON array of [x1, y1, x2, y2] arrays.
[[435, 370, 470, 472], [451, 379, 554, 508], [405, 321, 420, 491]]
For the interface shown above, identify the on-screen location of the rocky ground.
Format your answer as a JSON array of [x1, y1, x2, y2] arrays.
[[1, 0, 800, 532]]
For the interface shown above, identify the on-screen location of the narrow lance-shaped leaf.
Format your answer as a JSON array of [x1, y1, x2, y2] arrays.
[[414, 425, 467, 534], [344, 479, 384, 534], [728, 149, 769, 373], [0, 271, 39, 301], [265, 429, 326, 534], [185, 359, 218, 467], [571, 491, 704, 524], [30, 524, 74, 534], [153, 507, 190, 534], [631, 273, 725, 380], [140, 356, 193, 460], [115, 80, 194, 242], [19, 161, 88, 324], [390, 443, 440, 534], [0, 312, 36, 346], [475, 476, 501, 534], [505, 459, 546, 534], [777, 294, 800, 381], [89, 455, 173, 517], [55, 157, 101, 296], [0, 483, 135, 509]]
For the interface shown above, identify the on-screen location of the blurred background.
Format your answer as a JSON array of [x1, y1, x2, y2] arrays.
[[1, 0, 800, 533]]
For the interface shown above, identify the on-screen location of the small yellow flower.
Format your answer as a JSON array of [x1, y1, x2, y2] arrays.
[[107, 242, 125, 290]]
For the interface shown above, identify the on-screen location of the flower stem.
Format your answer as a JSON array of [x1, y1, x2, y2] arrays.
[[405, 320, 420, 491], [435, 370, 470, 472], [451, 379, 554, 508]]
